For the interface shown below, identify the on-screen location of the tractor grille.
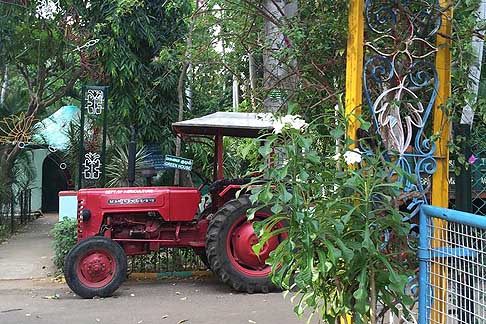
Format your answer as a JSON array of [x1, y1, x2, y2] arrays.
[[77, 199, 84, 239]]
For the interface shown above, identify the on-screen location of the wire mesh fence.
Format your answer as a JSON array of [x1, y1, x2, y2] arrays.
[[420, 206, 486, 324], [0, 189, 33, 238], [471, 119, 486, 216], [472, 152, 486, 216]]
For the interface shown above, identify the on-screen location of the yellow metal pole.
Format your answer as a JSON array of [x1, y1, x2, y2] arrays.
[[342, 1, 364, 322], [345, 0, 364, 149], [431, 1, 453, 323]]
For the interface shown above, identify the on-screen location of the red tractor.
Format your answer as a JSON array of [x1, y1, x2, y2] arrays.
[[64, 112, 285, 298]]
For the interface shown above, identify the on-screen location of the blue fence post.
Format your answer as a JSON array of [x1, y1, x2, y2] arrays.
[[418, 206, 429, 324]]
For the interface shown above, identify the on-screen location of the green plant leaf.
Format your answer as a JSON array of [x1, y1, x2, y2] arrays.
[[330, 128, 345, 139]]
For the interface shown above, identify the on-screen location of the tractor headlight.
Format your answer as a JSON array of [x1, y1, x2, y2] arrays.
[[81, 209, 91, 222]]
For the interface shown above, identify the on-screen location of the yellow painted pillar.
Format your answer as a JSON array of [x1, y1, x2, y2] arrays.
[[345, 0, 364, 149], [431, 1, 453, 323], [342, 1, 364, 322]]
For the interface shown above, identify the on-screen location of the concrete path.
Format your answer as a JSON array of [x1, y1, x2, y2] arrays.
[[0, 213, 57, 280], [0, 214, 310, 323], [0, 279, 308, 324]]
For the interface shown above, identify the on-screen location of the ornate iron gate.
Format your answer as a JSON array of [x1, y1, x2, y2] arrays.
[[345, 0, 453, 322]]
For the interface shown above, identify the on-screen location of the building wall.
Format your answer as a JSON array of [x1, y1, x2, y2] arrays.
[[30, 149, 49, 212]]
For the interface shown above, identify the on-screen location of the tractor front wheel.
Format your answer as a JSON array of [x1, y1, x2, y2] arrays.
[[64, 236, 127, 298], [206, 195, 283, 293]]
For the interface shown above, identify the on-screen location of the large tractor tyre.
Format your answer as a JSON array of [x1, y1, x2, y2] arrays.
[[64, 236, 127, 299], [206, 195, 284, 293]]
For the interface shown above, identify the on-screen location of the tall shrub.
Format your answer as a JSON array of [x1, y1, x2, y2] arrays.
[[249, 116, 415, 323], [51, 218, 77, 270]]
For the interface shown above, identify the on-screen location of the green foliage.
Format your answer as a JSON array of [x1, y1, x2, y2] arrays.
[[173, 0, 350, 184], [448, 0, 486, 156], [249, 122, 414, 322], [223, 137, 261, 179], [128, 248, 207, 272], [12, 150, 36, 189], [105, 145, 149, 187], [0, 0, 99, 199], [188, 0, 349, 117], [0, 0, 98, 113], [95, 0, 191, 147], [0, 150, 36, 206], [51, 218, 78, 270]]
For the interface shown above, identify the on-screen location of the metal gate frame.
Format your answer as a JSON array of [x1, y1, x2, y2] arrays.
[[419, 204, 486, 324]]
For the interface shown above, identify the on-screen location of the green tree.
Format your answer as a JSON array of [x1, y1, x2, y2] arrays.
[[94, 0, 191, 149], [0, 0, 98, 201]]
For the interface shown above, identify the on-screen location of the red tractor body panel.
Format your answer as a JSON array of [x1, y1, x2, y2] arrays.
[[77, 187, 201, 241]]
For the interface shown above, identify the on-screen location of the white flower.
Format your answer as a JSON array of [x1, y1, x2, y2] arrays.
[[332, 152, 341, 161], [257, 113, 308, 134], [292, 118, 308, 130], [281, 114, 295, 125], [274, 114, 308, 133], [273, 121, 285, 134], [66, 15, 75, 26], [343, 149, 362, 165], [35, 0, 61, 20]]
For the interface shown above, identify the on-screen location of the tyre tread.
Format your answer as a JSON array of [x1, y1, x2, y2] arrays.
[[64, 236, 127, 299], [206, 195, 277, 294]]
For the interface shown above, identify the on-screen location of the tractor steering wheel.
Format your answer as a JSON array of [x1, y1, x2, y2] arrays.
[[189, 169, 210, 192]]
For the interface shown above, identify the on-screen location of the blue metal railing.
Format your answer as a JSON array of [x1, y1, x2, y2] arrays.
[[419, 205, 486, 324]]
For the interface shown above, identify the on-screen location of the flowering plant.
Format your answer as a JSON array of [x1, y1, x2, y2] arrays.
[[247, 119, 415, 323], [35, 0, 61, 20], [257, 113, 308, 134], [343, 149, 362, 165]]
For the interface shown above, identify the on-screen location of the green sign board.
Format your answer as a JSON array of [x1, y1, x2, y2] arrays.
[[268, 89, 286, 100], [164, 155, 193, 171]]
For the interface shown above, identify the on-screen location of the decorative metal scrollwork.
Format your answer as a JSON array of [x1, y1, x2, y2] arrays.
[[79, 85, 108, 188], [82, 152, 101, 180], [86, 89, 104, 115], [364, 0, 442, 219], [0, 113, 36, 146]]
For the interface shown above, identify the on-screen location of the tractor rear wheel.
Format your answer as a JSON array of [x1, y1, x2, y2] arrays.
[[206, 195, 283, 293], [64, 236, 127, 298]]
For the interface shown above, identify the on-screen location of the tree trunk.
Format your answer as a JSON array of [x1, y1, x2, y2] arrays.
[[1, 65, 8, 105], [185, 63, 193, 112], [232, 75, 239, 111], [0, 147, 15, 202], [460, 0, 486, 126], [262, 0, 298, 113], [174, 1, 197, 186], [248, 52, 257, 110], [174, 61, 190, 186]]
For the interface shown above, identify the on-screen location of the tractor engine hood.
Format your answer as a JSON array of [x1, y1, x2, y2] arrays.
[[76, 187, 201, 238]]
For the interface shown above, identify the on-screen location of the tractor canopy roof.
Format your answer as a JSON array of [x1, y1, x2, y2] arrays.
[[172, 112, 274, 138]]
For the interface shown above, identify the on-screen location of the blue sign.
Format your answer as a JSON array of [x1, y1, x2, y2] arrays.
[[144, 145, 168, 170]]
